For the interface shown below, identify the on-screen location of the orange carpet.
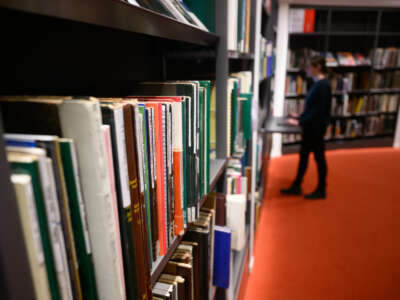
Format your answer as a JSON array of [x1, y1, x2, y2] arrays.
[[243, 148, 400, 300]]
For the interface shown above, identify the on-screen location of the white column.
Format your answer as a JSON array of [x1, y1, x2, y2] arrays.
[[271, 1, 290, 157]]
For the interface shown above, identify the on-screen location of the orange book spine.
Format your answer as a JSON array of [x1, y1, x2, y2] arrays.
[[303, 9, 315, 33], [147, 103, 167, 255], [173, 151, 184, 236]]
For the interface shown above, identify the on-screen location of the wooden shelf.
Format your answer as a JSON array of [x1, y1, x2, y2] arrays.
[[0, 0, 218, 47]]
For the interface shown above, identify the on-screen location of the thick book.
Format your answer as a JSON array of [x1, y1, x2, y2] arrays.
[[226, 194, 246, 251], [58, 139, 98, 300], [0, 97, 126, 300], [8, 152, 61, 300], [11, 174, 52, 300], [182, 226, 210, 300], [213, 226, 231, 289], [100, 102, 140, 300]]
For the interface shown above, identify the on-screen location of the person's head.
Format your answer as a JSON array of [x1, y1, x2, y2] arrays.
[[307, 55, 327, 77]]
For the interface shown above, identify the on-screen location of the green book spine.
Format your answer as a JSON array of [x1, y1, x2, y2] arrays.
[[200, 81, 211, 194], [240, 93, 252, 143], [11, 160, 61, 300], [138, 105, 153, 264], [181, 100, 188, 226], [59, 141, 99, 300], [199, 88, 204, 199]]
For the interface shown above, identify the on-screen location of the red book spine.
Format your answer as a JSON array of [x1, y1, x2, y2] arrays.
[[303, 9, 315, 33]]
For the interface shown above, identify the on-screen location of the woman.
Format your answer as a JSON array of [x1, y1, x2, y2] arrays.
[[281, 55, 332, 199]]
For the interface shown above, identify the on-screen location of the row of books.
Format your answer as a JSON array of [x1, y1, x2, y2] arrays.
[[374, 47, 400, 68], [325, 115, 396, 139], [227, 0, 253, 53], [371, 71, 400, 89], [332, 94, 399, 116], [0, 80, 236, 300], [287, 49, 372, 69], [330, 72, 370, 92], [282, 115, 396, 143], [288, 8, 316, 33], [284, 94, 399, 117], [260, 37, 275, 79], [125, 0, 209, 31], [285, 75, 308, 95]]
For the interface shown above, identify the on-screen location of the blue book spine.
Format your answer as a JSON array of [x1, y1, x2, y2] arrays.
[[213, 226, 231, 289]]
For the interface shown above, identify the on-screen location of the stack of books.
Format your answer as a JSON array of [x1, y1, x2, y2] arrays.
[[331, 72, 370, 92], [1, 77, 251, 300], [283, 98, 305, 116]]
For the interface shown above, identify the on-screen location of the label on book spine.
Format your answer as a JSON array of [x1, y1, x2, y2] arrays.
[[113, 108, 132, 208]]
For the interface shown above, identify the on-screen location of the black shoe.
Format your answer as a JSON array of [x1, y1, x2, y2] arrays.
[[280, 185, 302, 196], [304, 189, 326, 200]]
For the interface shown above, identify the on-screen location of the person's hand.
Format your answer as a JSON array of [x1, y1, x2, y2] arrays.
[[286, 118, 299, 126], [288, 112, 299, 118]]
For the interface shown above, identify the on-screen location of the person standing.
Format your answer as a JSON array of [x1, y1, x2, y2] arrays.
[[281, 55, 332, 199]]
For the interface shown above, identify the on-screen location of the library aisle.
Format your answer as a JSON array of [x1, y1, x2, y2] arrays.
[[243, 148, 400, 300]]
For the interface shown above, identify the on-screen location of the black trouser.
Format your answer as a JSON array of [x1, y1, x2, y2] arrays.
[[294, 130, 327, 191]]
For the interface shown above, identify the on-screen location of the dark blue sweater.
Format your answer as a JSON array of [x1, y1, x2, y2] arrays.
[[299, 78, 332, 135]]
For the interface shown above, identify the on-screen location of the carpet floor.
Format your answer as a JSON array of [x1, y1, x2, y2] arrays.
[[243, 147, 400, 300]]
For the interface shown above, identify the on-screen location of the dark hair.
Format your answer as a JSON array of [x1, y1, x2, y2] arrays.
[[309, 55, 328, 74]]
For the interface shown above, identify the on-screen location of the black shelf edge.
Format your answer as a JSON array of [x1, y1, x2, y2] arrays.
[[282, 134, 394, 145], [288, 65, 372, 73], [151, 235, 183, 286], [209, 158, 228, 191], [0, 0, 218, 47], [228, 51, 255, 60]]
